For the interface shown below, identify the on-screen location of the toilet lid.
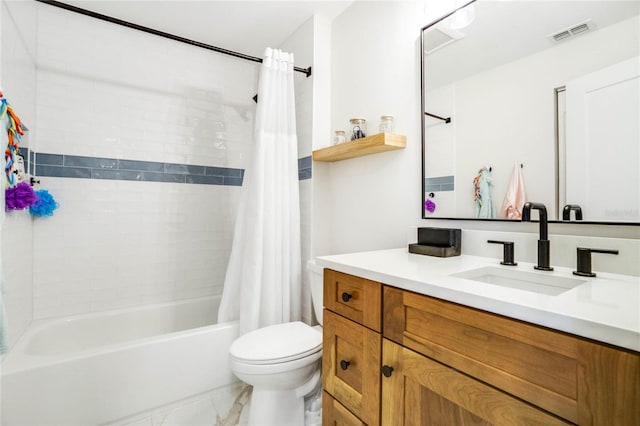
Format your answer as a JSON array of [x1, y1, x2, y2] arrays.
[[230, 322, 322, 365]]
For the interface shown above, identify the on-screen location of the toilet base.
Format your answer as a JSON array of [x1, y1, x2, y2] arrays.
[[248, 388, 304, 426], [247, 369, 320, 426]]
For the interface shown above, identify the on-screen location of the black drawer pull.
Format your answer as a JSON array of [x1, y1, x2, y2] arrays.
[[382, 365, 394, 377], [340, 360, 351, 370], [341, 292, 352, 302]]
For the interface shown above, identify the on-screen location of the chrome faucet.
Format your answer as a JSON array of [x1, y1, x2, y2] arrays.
[[522, 202, 553, 271]]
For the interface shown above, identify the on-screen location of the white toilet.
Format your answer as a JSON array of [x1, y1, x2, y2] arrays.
[[228, 260, 324, 426]]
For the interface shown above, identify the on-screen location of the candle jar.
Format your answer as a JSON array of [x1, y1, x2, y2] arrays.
[[349, 118, 367, 140], [332, 130, 346, 145], [379, 115, 394, 133]]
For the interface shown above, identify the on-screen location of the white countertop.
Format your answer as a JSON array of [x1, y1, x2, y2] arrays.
[[315, 248, 640, 352]]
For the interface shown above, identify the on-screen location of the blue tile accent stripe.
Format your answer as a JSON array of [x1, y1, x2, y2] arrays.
[[298, 156, 312, 181], [31, 152, 312, 185], [425, 175, 455, 192], [35, 153, 63, 166]]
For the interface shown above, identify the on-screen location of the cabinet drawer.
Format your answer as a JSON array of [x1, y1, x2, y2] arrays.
[[383, 286, 579, 423], [324, 269, 381, 331], [323, 309, 381, 426], [381, 339, 571, 426], [323, 391, 365, 426]]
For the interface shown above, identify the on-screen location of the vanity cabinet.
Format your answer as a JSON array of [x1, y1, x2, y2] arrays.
[[322, 270, 382, 426], [383, 286, 640, 425], [323, 391, 365, 426], [381, 339, 570, 425], [384, 286, 578, 423], [322, 269, 640, 425]]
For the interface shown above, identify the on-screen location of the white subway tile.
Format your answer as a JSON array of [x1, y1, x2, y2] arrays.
[[29, 6, 312, 320]]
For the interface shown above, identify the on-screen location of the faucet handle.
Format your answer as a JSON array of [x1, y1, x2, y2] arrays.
[[573, 247, 619, 277], [487, 240, 517, 266]]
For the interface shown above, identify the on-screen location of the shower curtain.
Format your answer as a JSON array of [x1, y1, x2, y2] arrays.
[[217, 48, 301, 335]]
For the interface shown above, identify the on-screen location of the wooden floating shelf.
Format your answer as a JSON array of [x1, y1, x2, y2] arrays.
[[312, 132, 406, 162]]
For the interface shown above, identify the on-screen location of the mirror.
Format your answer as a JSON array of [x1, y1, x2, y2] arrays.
[[421, 0, 640, 223]]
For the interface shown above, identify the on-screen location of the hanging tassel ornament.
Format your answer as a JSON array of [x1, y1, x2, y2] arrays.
[[1, 91, 25, 188]]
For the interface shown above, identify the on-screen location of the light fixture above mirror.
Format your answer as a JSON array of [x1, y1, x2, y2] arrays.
[[443, 0, 476, 30]]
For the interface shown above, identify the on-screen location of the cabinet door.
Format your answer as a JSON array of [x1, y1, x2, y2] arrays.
[[323, 310, 381, 425], [578, 341, 640, 425], [384, 286, 578, 422], [323, 391, 365, 426], [381, 339, 571, 426]]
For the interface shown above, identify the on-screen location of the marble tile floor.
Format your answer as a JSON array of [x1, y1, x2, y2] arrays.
[[113, 381, 322, 426], [114, 382, 251, 426]]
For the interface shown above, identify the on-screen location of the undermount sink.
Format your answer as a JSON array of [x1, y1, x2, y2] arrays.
[[451, 266, 588, 296]]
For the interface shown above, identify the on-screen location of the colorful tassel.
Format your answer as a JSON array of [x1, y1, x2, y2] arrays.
[[1, 91, 26, 188]]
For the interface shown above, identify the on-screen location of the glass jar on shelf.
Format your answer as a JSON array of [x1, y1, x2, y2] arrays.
[[349, 117, 367, 140], [379, 115, 394, 133], [332, 130, 346, 145]]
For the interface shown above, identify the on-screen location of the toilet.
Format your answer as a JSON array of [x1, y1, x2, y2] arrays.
[[228, 260, 324, 426]]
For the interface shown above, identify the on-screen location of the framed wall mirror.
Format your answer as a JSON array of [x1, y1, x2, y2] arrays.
[[421, 0, 640, 224]]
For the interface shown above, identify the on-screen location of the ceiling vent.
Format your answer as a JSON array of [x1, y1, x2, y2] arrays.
[[548, 20, 596, 43], [423, 24, 464, 55]]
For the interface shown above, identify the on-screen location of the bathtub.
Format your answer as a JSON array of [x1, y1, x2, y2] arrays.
[[1, 296, 239, 426]]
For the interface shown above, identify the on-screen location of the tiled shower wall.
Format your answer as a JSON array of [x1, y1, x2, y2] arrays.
[[1, 0, 37, 349], [31, 4, 313, 319]]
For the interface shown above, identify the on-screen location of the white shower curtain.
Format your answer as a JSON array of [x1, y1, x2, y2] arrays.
[[217, 48, 301, 335]]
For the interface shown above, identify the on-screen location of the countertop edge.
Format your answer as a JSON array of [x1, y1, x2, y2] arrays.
[[315, 251, 640, 353]]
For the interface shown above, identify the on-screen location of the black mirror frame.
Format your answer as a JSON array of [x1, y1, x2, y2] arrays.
[[419, 0, 639, 226]]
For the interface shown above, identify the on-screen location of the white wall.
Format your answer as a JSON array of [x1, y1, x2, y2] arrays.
[[32, 3, 256, 319], [322, 0, 640, 274], [322, 0, 425, 255], [310, 14, 333, 259], [0, 0, 37, 351]]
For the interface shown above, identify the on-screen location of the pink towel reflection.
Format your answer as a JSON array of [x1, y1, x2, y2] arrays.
[[501, 164, 526, 219]]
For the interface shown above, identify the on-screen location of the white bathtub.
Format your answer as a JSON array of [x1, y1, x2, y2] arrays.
[[1, 296, 239, 426]]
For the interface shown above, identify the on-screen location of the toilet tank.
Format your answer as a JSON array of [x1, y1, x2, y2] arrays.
[[307, 259, 324, 324]]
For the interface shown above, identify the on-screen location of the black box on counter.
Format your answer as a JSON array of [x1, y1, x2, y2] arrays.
[[408, 227, 461, 257]]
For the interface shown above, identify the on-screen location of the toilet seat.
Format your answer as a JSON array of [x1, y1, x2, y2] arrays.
[[230, 321, 322, 365]]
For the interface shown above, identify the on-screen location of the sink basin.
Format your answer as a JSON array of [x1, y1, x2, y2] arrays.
[[451, 266, 588, 296]]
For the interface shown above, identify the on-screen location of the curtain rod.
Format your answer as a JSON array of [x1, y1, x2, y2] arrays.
[[35, 0, 313, 78]]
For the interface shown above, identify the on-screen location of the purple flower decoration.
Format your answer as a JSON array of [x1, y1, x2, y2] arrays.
[[425, 199, 436, 213], [5, 182, 36, 210]]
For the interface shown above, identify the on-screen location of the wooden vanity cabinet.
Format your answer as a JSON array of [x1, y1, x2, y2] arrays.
[[322, 269, 640, 426], [383, 286, 578, 422], [381, 339, 571, 425], [323, 270, 382, 425], [323, 391, 366, 426], [383, 285, 640, 426], [323, 268, 382, 331], [577, 341, 640, 425]]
